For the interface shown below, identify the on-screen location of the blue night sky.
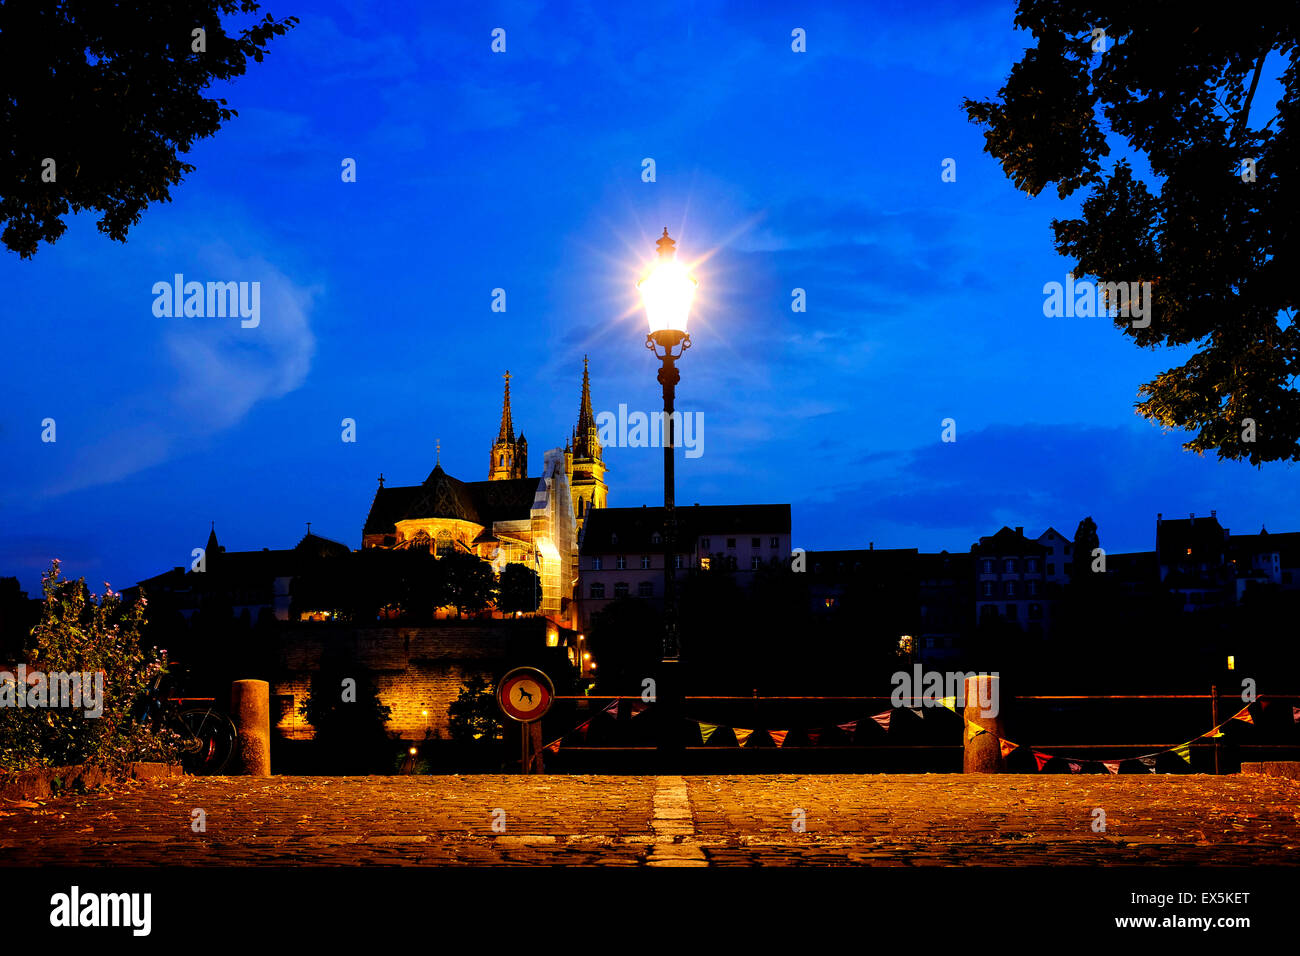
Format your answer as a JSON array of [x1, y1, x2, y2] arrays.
[[1, 0, 1296, 596]]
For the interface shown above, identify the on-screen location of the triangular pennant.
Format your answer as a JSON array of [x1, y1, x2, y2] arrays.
[[1294, 705, 1300, 724], [1067, 761, 1082, 774], [769, 730, 789, 748], [1033, 751, 1052, 771], [1172, 742, 1192, 763], [939, 696, 957, 713], [1231, 706, 1254, 725], [544, 739, 562, 754], [698, 722, 719, 745], [1000, 739, 1019, 758], [576, 719, 592, 740], [629, 702, 649, 717], [1102, 760, 1121, 775], [806, 730, 821, 746], [836, 720, 859, 735], [1206, 728, 1225, 738], [909, 708, 926, 720], [733, 728, 754, 748], [870, 711, 891, 732], [603, 699, 620, 716], [1138, 755, 1157, 772]]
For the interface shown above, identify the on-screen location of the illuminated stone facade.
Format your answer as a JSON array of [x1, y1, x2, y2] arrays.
[[361, 365, 599, 628]]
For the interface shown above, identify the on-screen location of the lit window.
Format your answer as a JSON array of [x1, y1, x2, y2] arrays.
[[592, 556, 602, 570], [641, 555, 651, 570]]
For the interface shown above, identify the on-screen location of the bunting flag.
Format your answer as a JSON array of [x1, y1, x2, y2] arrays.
[[870, 711, 892, 732], [1205, 728, 1225, 738], [575, 719, 592, 740], [1000, 739, 1019, 759], [1231, 706, 1254, 725], [769, 730, 789, 748], [1172, 742, 1193, 763], [1067, 761, 1082, 774], [1294, 706, 1300, 723], [698, 722, 719, 745], [603, 699, 620, 716], [1033, 751, 1052, 771], [629, 701, 649, 717], [1137, 756, 1157, 772], [1102, 760, 1122, 775], [908, 708, 926, 720], [733, 728, 754, 748], [836, 720, 859, 735], [544, 738, 562, 754], [806, 730, 822, 746], [938, 696, 957, 713]]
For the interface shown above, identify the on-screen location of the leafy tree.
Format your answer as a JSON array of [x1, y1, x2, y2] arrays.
[[964, 7, 1300, 462], [0, 561, 177, 771], [447, 674, 504, 743], [497, 562, 540, 615], [441, 552, 498, 618], [1072, 516, 1100, 582], [299, 663, 393, 772], [0, 1, 297, 257]]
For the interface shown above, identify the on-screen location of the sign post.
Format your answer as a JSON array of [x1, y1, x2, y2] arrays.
[[496, 667, 554, 774]]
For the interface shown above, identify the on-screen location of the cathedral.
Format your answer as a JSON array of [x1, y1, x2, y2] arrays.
[[361, 360, 607, 627]]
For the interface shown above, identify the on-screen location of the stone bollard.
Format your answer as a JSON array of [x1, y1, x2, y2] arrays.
[[962, 674, 1006, 773], [230, 679, 271, 776]]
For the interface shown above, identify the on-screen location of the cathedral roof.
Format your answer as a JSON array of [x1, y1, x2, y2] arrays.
[[363, 470, 541, 534]]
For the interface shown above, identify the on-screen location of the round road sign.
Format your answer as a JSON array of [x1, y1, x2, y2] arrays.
[[496, 667, 554, 722]]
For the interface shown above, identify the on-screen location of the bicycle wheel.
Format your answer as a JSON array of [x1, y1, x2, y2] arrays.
[[176, 708, 239, 775]]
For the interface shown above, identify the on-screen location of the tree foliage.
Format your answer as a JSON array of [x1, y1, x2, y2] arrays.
[[447, 674, 504, 743], [0, 1, 297, 257], [964, 7, 1300, 462], [0, 561, 177, 771], [497, 562, 541, 615]]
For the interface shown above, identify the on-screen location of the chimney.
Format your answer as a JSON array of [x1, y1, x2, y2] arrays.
[[1015, 526, 1024, 536]]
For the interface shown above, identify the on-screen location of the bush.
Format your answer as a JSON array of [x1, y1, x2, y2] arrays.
[[0, 561, 178, 772]]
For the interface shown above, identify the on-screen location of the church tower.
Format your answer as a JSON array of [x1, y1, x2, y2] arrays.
[[566, 355, 607, 534], [489, 371, 527, 480]]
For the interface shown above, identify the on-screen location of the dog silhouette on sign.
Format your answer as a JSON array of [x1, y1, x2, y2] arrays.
[[518, 685, 535, 704]]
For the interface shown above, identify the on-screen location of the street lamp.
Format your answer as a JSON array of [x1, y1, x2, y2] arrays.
[[638, 228, 697, 662]]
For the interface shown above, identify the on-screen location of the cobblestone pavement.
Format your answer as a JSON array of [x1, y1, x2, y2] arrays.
[[1, 774, 1296, 866]]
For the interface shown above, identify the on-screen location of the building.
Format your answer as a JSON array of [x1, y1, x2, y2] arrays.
[[1155, 512, 1233, 612], [362, 365, 603, 627], [1036, 527, 1074, 589], [577, 503, 791, 628], [973, 526, 1049, 633]]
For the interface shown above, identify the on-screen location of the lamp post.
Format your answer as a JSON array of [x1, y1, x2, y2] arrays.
[[638, 228, 697, 756]]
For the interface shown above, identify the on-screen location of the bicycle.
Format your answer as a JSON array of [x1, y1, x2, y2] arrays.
[[134, 674, 239, 775]]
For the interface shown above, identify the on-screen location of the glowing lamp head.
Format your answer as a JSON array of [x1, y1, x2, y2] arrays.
[[637, 228, 697, 338]]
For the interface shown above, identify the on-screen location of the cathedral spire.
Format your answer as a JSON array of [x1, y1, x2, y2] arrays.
[[576, 355, 596, 434], [497, 371, 514, 444]]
